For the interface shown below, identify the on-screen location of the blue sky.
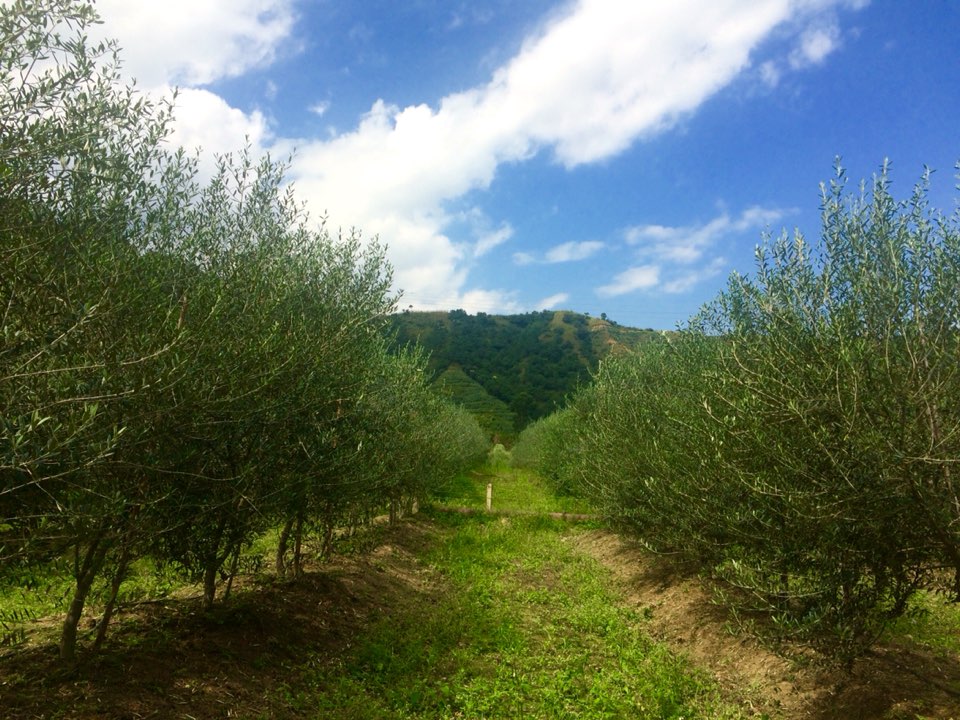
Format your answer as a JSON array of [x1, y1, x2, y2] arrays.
[[95, 0, 959, 329]]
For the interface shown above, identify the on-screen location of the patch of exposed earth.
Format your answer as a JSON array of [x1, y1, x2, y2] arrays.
[[0, 519, 447, 720], [574, 529, 960, 719]]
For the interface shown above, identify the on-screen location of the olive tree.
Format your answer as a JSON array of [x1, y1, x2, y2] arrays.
[[684, 164, 959, 657], [0, 0, 197, 660], [0, 0, 403, 655], [557, 162, 960, 660]]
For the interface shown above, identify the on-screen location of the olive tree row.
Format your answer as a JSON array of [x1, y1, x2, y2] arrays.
[[510, 409, 580, 496], [547, 163, 960, 661], [0, 0, 488, 662]]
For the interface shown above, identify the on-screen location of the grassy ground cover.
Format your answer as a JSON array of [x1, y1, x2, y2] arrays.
[[275, 510, 746, 719], [887, 590, 960, 657], [432, 465, 595, 515], [3, 467, 959, 718]]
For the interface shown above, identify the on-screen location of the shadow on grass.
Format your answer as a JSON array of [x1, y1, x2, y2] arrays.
[[431, 470, 487, 507]]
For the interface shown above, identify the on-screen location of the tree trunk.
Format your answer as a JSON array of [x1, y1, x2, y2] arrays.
[[93, 542, 132, 652], [276, 515, 295, 577], [201, 518, 227, 611], [292, 510, 304, 577], [222, 545, 241, 601], [777, 569, 790, 610], [320, 521, 334, 561], [60, 531, 109, 662], [202, 562, 217, 610]]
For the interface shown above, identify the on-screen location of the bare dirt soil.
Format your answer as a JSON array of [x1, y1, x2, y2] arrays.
[[574, 529, 960, 720]]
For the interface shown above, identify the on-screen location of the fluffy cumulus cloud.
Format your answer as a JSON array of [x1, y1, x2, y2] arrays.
[[601, 206, 789, 297], [94, 0, 296, 87], [458, 289, 524, 315], [91, 0, 294, 177], [284, 0, 854, 310], [163, 88, 272, 162], [91, 0, 857, 313], [490, 0, 791, 168]]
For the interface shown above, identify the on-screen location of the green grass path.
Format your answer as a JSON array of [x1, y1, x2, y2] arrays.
[[278, 470, 747, 719]]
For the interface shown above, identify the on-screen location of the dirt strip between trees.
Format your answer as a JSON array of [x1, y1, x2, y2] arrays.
[[574, 529, 960, 720]]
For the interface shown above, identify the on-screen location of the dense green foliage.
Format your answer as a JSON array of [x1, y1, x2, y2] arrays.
[[390, 309, 659, 438], [0, 0, 488, 662], [510, 409, 581, 497], [538, 163, 960, 661]]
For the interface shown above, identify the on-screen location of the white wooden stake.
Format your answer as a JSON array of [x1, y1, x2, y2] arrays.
[[486, 483, 492, 512]]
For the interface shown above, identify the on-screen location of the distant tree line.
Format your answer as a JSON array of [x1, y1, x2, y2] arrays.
[[515, 163, 960, 662], [0, 0, 488, 663]]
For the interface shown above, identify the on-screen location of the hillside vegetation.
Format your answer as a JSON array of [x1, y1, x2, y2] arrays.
[[390, 309, 658, 438]]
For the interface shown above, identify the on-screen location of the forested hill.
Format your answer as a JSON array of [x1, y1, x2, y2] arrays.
[[388, 309, 659, 438]]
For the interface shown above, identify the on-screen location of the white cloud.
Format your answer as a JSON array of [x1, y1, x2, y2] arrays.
[[537, 293, 570, 310], [545, 240, 605, 263], [607, 206, 788, 297], [94, 0, 296, 87], [450, 207, 515, 259], [358, 213, 467, 309], [597, 265, 660, 298], [625, 206, 788, 264], [662, 257, 727, 294], [755, 3, 859, 92], [490, 0, 801, 168], [309, 101, 331, 117], [284, 0, 849, 311], [735, 206, 788, 228], [458, 289, 524, 315], [474, 224, 514, 258], [514, 240, 605, 265], [88, 2, 290, 180], [760, 60, 781, 87], [790, 22, 841, 68], [89, 0, 858, 314], [162, 88, 272, 178]]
